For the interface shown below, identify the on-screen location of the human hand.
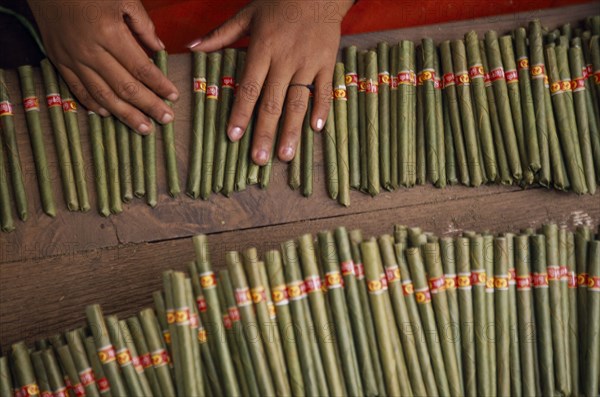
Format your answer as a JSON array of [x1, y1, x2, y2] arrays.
[[189, 0, 354, 165], [27, 0, 179, 134]]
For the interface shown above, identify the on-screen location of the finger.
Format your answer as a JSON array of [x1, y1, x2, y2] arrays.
[[58, 65, 107, 116], [108, 33, 179, 102], [227, 42, 270, 142], [188, 8, 251, 51], [311, 67, 334, 132], [76, 64, 154, 134], [277, 76, 312, 162], [252, 67, 292, 165], [122, 1, 165, 51]]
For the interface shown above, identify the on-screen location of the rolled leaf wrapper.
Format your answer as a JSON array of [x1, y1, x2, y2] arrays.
[[0, 69, 27, 220], [152, 291, 172, 354], [397, 41, 417, 187], [584, 240, 600, 397], [452, 39, 484, 186], [184, 279, 206, 397], [323, 98, 339, 200], [226, 251, 276, 396], [17, 65, 56, 216], [102, 117, 122, 214], [358, 50, 369, 192], [224, 51, 246, 196], [558, 228, 571, 392], [493, 237, 511, 397], [365, 50, 380, 195], [0, 134, 14, 232], [503, 233, 522, 396], [85, 305, 128, 396], [213, 48, 237, 193], [155, 50, 180, 196], [41, 347, 67, 397], [143, 120, 157, 207], [377, 42, 392, 189], [288, 131, 301, 191], [259, 127, 277, 189], [565, 231, 580, 395], [88, 112, 110, 217], [115, 120, 132, 202], [334, 62, 351, 205], [433, 48, 447, 187], [301, 100, 314, 197], [579, 34, 600, 183], [279, 240, 323, 396], [416, 45, 427, 185], [82, 334, 112, 397], [130, 129, 145, 198], [441, 66, 458, 185], [138, 309, 177, 397], [40, 59, 78, 210], [421, 39, 440, 184], [162, 272, 184, 395], [30, 351, 52, 397], [200, 52, 222, 199], [483, 234, 497, 395], [124, 318, 162, 397], [344, 46, 361, 189], [237, 116, 254, 190], [408, 42, 418, 187], [11, 342, 39, 397], [187, 51, 207, 198], [56, 344, 87, 397], [390, 43, 399, 189], [0, 356, 13, 397], [440, 40, 470, 185], [575, 226, 592, 363]]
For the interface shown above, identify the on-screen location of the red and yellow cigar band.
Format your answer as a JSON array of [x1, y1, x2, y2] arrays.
[[304, 275, 322, 293], [41, 392, 53, 397], [445, 274, 457, 290], [268, 302, 277, 319], [287, 280, 306, 301], [489, 67, 505, 82], [391, 76, 398, 89], [380, 274, 389, 290], [418, 68, 435, 84], [251, 286, 267, 303], [517, 57, 529, 71], [572, 77, 585, 92], [547, 266, 560, 281], [166, 309, 175, 324], [341, 260, 355, 276], [434, 76, 442, 90], [483, 72, 491, 87], [334, 85, 347, 100], [62, 99, 77, 113], [116, 348, 133, 366], [358, 78, 367, 93], [485, 276, 494, 292], [199, 271, 217, 289], [162, 330, 171, 344], [505, 69, 518, 84], [589, 276, 600, 292], [193, 77, 207, 92], [131, 355, 142, 372], [198, 327, 208, 343], [196, 295, 208, 313], [97, 344, 116, 364], [550, 81, 562, 95], [494, 275, 509, 291], [190, 312, 199, 328], [0, 100, 13, 116], [23, 96, 39, 112], [402, 280, 414, 296], [46, 93, 62, 108], [271, 284, 289, 306], [442, 72, 455, 88], [326, 271, 343, 289], [457, 273, 471, 289], [345, 73, 358, 87], [97, 377, 110, 393], [586, 64, 592, 76], [470, 269, 486, 286], [508, 268, 516, 285], [367, 279, 385, 295], [593, 71, 600, 85], [530, 64, 545, 79], [428, 275, 446, 294], [79, 368, 95, 386], [321, 278, 328, 293], [532, 272, 549, 288], [365, 80, 378, 94], [378, 71, 390, 86], [397, 70, 413, 86], [582, 66, 589, 79], [568, 271, 577, 289], [221, 76, 235, 89], [206, 85, 219, 100], [414, 287, 431, 304], [559, 266, 568, 281], [578, 272, 588, 287], [20, 384, 39, 397], [455, 72, 470, 87], [64, 376, 72, 390], [222, 313, 233, 329], [73, 383, 85, 397], [151, 349, 170, 368], [53, 387, 68, 397], [560, 79, 572, 92], [228, 306, 241, 322], [175, 307, 191, 325], [468, 64, 484, 79], [385, 265, 401, 284], [410, 70, 417, 86], [140, 353, 153, 369], [516, 274, 532, 290], [354, 262, 365, 280], [234, 287, 252, 307]]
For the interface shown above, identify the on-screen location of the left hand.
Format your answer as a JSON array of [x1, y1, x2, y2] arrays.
[[188, 0, 354, 165]]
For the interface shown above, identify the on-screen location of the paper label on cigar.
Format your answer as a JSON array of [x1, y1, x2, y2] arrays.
[[494, 275, 509, 291], [414, 287, 431, 304], [454, 72, 469, 87], [380, 274, 389, 290], [62, 99, 77, 113], [175, 307, 191, 325], [97, 378, 110, 393], [485, 276, 494, 293], [304, 275, 322, 293], [206, 85, 219, 99], [418, 69, 435, 84], [391, 76, 398, 89], [140, 353, 152, 369], [568, 271, 577, 288], [402, 280, 414, 296], [457, 273, 471, 289], [46, 93, 62, 108], [341, 260, 355, 276], [151, 349, 170, 368], [166, 309, 175, 324], [53, 387, 68, 397], [132, 355, 143, 372], [365, 81, 378, 94], [222, 314, 233, 329], [196, 295, 207, 312], [20, 384, 39, 397], [559, 266, 568, 281], [326, 271, 344, 289], [79, 368, 95, 387], [354, 262, 365, 280], [199, 272, 217, 289], [190, 312, 199, 328], [594, 71, 600, 85], [162, 330, 171, 344], [516, 274, 532, 290], [64, 376, 71, 390], [397, 70, 413, 86], [358, 78, 367, 93], [198, 327, 208, 343], [385, 265, 401, 284], [470, 269, 486, 286], [73, 383, 85, 397], [532, 272, 549, 288], [444, 274, 457, 290], [41, 392, 53, 397], [505, 69, 518, 84], [271, 284, 289, 306], [489, 67, 505, 82], [560, 80, 572, 92], [221, 76, 235, 89], [23, 96, 39, 112], [0, 100, 13, 116], [334, 86, 347, 100], [469, 64, 485, 79], [547, 266, 560, 281], [578, 272, 588, 287], [587, 64, 593, 76], [234, 287, 252, 307], [97, 344, 116, 364], [193, 77, 207, 92], [345, 73, 358, 87], [367, 279, 385, 295], [530, 64, 545, 80], [508, 268, 516, 285], [483, 73, 491, 87], [442, 73, 455, 88], [517, 57, 529, 71], [116, 348, 133, 366], [251, 286, 267, 303], [582, 66, 589, 79], [428, 275, 446, 294], [267, 302, 277, 319], [434, 76, 442, 89], [572, 77, 585, 92], [287, 280, 306, 301], [378, 72, 390, 86], [320, 278, 328, 293], [589, 276, 600, 292], [225, 307, 238, 323]]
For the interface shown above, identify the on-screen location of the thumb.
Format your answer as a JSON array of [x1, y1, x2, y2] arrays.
[[122, 1, 165, 51], [188, 10, 251, 52]]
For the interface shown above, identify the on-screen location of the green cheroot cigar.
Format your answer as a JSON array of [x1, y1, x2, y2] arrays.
[[11, 342, 39, 397], [130, 127, 145, 198], [83, 335, 113, 397], [41, 347, 67, 397], [115, 120, 133, 202], [64, 329, 101, 397], [390, 43, 399, 189], [333, 62, 351, 206], [88, 112, 110, 217], [119, 319, 156, 397], [0, 132, 14, 232], [323, 97, 338, 200], [433, 44, 447, 187], [187, 51, 207, 198], [358, 50, 369, 192], [0, 356, 13, 397], [143, 119, 157, 207], [344, 46, 361, 189], [30, 351, 52, 397], [56, 344, 87, 397], [398, 41, 419, 186], [421, 38, 440, 185], [200, 52, 222, 199], [17, 65, 56, 217], [583, 240, 600, 397], [492, 237, 511, 397], [365, 50, 380, 195], [377, 42, 392, 190], [301, 100, 314, 197], [102, 116, 122, 215]]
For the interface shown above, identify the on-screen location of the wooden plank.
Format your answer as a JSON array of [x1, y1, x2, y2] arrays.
[[1, 187, 598, 349]]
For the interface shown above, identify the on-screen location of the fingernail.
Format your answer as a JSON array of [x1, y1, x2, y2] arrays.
[[98, 107, 110, 117], [167, 92, 179, 101], [316, 118, 324, 131], [281, 145, 294, 160], [229, 126, 243, 140], [158, 38, 165, 49], [187, 38, 202, 49], [256, 149, 269, 164], [137, 123, 151, 134], [161, 112, 173, 124]]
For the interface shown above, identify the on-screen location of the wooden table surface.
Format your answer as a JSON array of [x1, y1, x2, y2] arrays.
[[1, 2, 599, 350]]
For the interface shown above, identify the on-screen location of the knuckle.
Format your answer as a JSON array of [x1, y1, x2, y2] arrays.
[[287, 98, 307, 114], [260, 98, 282, 117]]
